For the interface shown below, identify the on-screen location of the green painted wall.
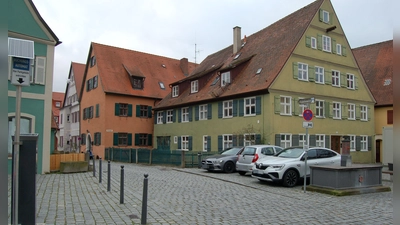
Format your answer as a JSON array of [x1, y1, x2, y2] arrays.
[[8, 96, 45, 174], [8, 0, 50, 40]]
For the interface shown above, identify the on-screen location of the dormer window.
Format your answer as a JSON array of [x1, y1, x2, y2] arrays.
[[172, 85, 179, 97], [191, 80, 198, 93], [55, 101, 61, 108], [319, 9, 330, 24], [133, 77, 143, 89], [221, 72, 231, 87]]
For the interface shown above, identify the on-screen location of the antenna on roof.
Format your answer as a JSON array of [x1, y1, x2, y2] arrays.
[[194, 33, 202, 66]]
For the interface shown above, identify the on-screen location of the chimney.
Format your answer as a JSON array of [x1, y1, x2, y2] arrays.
[[180, 58, 189, 76], [233, 26, 241, 54]]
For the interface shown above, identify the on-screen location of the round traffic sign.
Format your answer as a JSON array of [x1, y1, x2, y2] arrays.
[[303, 109, 313, 121]]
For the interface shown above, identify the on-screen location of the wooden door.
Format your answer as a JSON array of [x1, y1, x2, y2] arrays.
[[331, 136, 341, 154], [376, 140, 381, 162]]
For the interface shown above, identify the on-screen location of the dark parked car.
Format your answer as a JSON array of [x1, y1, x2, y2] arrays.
[[201, 147, 244, 173]]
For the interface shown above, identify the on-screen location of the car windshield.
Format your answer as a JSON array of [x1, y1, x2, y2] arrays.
[[276, 148, 304, 158], [241, 147, 256, 155], [221, 147, 242, 155]]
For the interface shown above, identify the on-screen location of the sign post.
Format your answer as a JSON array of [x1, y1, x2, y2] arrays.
[[299, 99, 314, 193]]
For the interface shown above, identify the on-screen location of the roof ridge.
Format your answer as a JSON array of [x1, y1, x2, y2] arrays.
[[352, 39, 393, 50]]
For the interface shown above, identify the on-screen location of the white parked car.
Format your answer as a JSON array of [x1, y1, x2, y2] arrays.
[[251, 146, 341, 187], [235, 145, 283, 175]]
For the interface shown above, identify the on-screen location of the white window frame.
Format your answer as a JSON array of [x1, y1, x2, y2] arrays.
[[244, 133, 256, 146], [174, 136, 177, 144], [221, 72, 231, 87], [181, 136, 189, 150], [298, 63, 308, 81], [311, 37, 317, 49], [157, 111, 163, 124], [336, 43, 342, 55], [281, 134, 292, 148], [203, 135, 208, 152], [199, 104, 207, 120], [315, 100, 324, 118], [316, 134, 325, 147], [299, 134, 306, 147], [315, 66, 324, 84], [166, 110, 173, 123], [349, 135, 356, 151], [332, 70, 340, 87], [348, 103, 355, 120], [280, 96, 292, 116], [322, 35, 331, 52], [360, 135, 368, 151], [191, 80, 198, 93], [360, 105, 368, 121], [223, 100, 233, 118], [347, 73, 355, 89], [333, 102, 341, 119], [244, 97, 256, 116], [322, 10, 330, 23], [223, 134, 233, 150], [298, 98, 307, 117], [172, 86, 179, 97], [181, 107, 189, 122]]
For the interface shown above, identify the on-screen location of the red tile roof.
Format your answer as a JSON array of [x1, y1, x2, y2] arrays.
[[155, 0, 324, 109], [71, 62, 85, 99], [87, 42, 196, 99], [52, 92, 64, 116], [51, 110, 58, 129], [353, 40, 393, 106]]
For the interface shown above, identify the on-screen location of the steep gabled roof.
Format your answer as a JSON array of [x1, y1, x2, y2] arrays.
[[52, 91, 64, 117], [71, 62, 86, 99], [82, 42, 196, 99], [155, 0, 324, 109], [353, 40, 393, 106]]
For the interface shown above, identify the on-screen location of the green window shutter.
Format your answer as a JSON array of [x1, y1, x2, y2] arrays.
[[115, 103, 120, 116], [274, 95, 280, 114], [233, 135, 237, 146], [135, 133, 140, 146], [195, 105, 199, 121], [256, 96, 261, 115], [162, 111, 166, 123], [148, 106, 152, 118], [83, 108, 86, 120], [127, 133, 132, 146], [319, 9, 323, 22], [207, 136, 211, 152], [292, 135, 299, 146], [154, 111, 157, 124], [188, 106, 192, 122], [332, 39, 336, 54], [233, 99, 238, 117], [355, 76, 358, 90], [325, 70, 332, 85], [293, 97, 299, 116], [329, 12, 333, 25], [292, 98, 295, 116], [309, 66, 315, 82], [218, 102, 223, 118], [292, 62, 298, 79], [96, 104, 99, 117], [178, 136, 181, 149], [325, 135, 330, 148], [188, 136, 192, 151], [325, 102, 332, 118], [317, 34, 322, 50], [356, 136, 361, 150], [309, 135, 316, 146], [342, 46, 347, 56], [207, 104, 212, 119], [218, 135, 222, 152], [368, 136, 372, 150], [113, 133, 118, 146], [127, 104, 133, 117], [136, 105, 140, 117], [239, 99, 244, 116], [342, 104, 347, 120], [305, 36, 311, 48], [86, 80, 89, 92], [356, 105, 361, 120], [85, 107, 89, 119], [98, 133, 102, 145], [255, 134, 261, 144], [178, 108, 181, 123], [275, 134, 281, 147], [148, 134, 152, 146], [173, 109, 176, 122], [368, 107, 371, 121], [340, 73, 346, 87]]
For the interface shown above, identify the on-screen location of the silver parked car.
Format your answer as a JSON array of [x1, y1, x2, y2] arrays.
[[201, 147, 244, 173], [235, 145, 283, 175], [251, 146, 341, 187]]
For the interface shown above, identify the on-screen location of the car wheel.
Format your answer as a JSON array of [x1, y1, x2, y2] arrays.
[[282, 169, 298, 187], [238, 171, 246, 176], [223, 162, 235, 173]]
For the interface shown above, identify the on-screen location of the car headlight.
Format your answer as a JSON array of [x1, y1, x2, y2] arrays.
[[270, 164, 285, 170], [219, 159, 224, 163]]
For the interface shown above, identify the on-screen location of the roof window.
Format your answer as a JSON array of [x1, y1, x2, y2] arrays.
[[384, 79, 391, 86], [256, 68, 262, 75], [159, 82, 165, 89], [234, 53, 241, 60]]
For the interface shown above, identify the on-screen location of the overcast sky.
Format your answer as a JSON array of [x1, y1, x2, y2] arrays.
[[32, 0, 392, 93]]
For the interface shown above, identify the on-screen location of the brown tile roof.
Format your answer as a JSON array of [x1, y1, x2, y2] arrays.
[[353, 40, 393, 106], [155, 0, 324, 109], [51, 111, 58, 129], [52, 92, 64, 116], [71, 62, 85, 99], [87, 42, 196, 99]]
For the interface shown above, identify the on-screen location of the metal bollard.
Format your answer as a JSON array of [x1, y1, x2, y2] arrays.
[[141, 174, 149, 225], [120, 165, 124, 204], [107, 160, 111, 192], [99, 157, 102, 183], [93, 156, 96, 177], [197, 152, 202, 168]]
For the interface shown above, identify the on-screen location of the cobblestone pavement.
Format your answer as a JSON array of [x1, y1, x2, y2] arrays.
[[8, 161, 393, 225]]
